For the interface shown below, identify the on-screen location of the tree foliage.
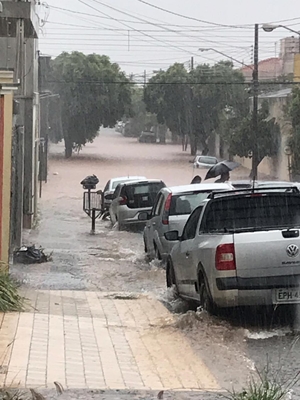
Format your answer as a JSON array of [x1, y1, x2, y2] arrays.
[[144, 63, 190, 141], [50, 52, 132, 157], [288, 87, 300, 177], [123, 88, 158, 137], [144, 61, 247, 155], [227, 100, 280, 166]]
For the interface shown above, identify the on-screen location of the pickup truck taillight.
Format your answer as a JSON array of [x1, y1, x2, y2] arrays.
[[162, 193, 172, 225], [215, 243, 236, 270], [119, 196, 127, 206]]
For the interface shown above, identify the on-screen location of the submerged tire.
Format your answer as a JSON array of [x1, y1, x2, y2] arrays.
[[144, 237, 148, 253], [166, 261, 178, 294], [154, 243, 162, 260], [199, 274, 216, 314]]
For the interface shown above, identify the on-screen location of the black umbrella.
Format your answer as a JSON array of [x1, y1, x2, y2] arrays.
[[204, 160, 240, 180]]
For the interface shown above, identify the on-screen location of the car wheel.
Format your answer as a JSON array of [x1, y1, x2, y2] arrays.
[[144, 236, 148, 253], [154, 243, 161, 260], [116, 216, 124, 231], [166, 259, 178, 287], [199, 274, 216, 314], [118, 222, 125, 231]]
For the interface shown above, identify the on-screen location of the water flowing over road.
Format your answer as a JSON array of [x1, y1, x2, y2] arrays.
[[8, 129, 300, 399]]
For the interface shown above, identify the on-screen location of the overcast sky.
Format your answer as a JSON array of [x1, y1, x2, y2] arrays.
[[38, 0, 300, 78]]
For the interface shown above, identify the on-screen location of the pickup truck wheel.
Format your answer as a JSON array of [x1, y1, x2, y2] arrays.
[[199, 278, 215, 314]]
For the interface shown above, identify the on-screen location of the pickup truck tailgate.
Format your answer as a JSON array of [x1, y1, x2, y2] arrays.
[[234, 229, 300, 278]]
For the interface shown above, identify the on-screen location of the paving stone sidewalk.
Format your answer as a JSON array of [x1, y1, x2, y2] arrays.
[[0, 290, 221, 392]]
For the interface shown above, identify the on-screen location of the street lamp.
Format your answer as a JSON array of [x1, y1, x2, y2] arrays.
[[262, 24, 300, 53], [198, 47, 252, 69]]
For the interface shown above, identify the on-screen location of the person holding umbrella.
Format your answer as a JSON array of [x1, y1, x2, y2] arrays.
[[215, 171, 230, 183], [204, 160, 240, 182]]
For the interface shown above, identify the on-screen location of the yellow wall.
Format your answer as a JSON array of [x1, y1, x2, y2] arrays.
[[1, 93, 13, 269], [294, 54, 300, 82]]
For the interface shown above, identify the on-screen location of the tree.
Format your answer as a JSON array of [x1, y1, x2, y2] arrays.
[[192, 61, 248, 156], [144, 61, 247, 155], [287, 87, 300, 178], [144, 64, 190, 149], [123, 88, 158, 137], [50, 52, 132, 157], [227, 100, 280, 175]]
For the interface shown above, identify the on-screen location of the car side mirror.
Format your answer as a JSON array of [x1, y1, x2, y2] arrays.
[[138, 211, 150, 221], [104, 193, 114, 201], [164, 230, 180, 241]]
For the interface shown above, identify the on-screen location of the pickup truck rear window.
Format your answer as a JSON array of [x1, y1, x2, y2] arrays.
[[203, 194, 300, 232]]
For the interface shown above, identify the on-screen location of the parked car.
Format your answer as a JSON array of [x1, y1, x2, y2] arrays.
[[165, 185, 300, 313], [138, 131, 156, 143], [109, 179, 166, 230], [101, 176, 146, 212], [143, 182, 233, 260], [115, 121, 123, 133], [193, 155, 218, 169]]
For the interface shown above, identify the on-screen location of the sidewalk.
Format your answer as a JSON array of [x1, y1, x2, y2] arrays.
[[0, 290, 220, 392]]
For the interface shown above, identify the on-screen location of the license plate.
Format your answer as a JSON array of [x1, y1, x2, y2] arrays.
[[274, 288, 300, 304], [142, 196, 148, 201]]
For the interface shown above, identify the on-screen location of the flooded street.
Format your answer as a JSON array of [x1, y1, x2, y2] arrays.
[[8, 128, 300, 397]]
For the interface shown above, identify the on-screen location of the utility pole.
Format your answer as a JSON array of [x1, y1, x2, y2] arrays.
[[191, 56, 194, 71], [15, 18, 25, 95], [251, 24, 259, 180], [189, 56, 195, 154]]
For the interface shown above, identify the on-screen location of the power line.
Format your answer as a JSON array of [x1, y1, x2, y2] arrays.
[[135, 0, 252, 28], [48, 79, 298, 85], [136, 0, 300, 30], [82, 0, 251, 52], [77, 0, 217, 62]]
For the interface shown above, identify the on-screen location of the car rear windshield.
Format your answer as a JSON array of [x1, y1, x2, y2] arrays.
[[112, 180, 126, 189], [124, 182, 165, 209], [203, 194, 300, 232], [170, 191, 213, 216], [198, 157, 217, 164]]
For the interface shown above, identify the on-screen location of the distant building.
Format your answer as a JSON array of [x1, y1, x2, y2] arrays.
[[240, 36, 300, 81], [280, 36, 300, 75], [240, 57, 283, 81]]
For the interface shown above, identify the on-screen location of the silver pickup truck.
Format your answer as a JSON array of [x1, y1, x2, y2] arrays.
[[165, 187, 300, 312]]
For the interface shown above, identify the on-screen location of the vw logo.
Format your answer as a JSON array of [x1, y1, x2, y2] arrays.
[[286, 244, 299, 258]]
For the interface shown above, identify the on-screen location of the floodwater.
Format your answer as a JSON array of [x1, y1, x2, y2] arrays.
[[11, 128, 300, 395]]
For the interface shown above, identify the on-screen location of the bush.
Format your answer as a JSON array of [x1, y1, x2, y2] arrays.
[[227, 365, 299, 400], [0, 273, 24, 312]]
